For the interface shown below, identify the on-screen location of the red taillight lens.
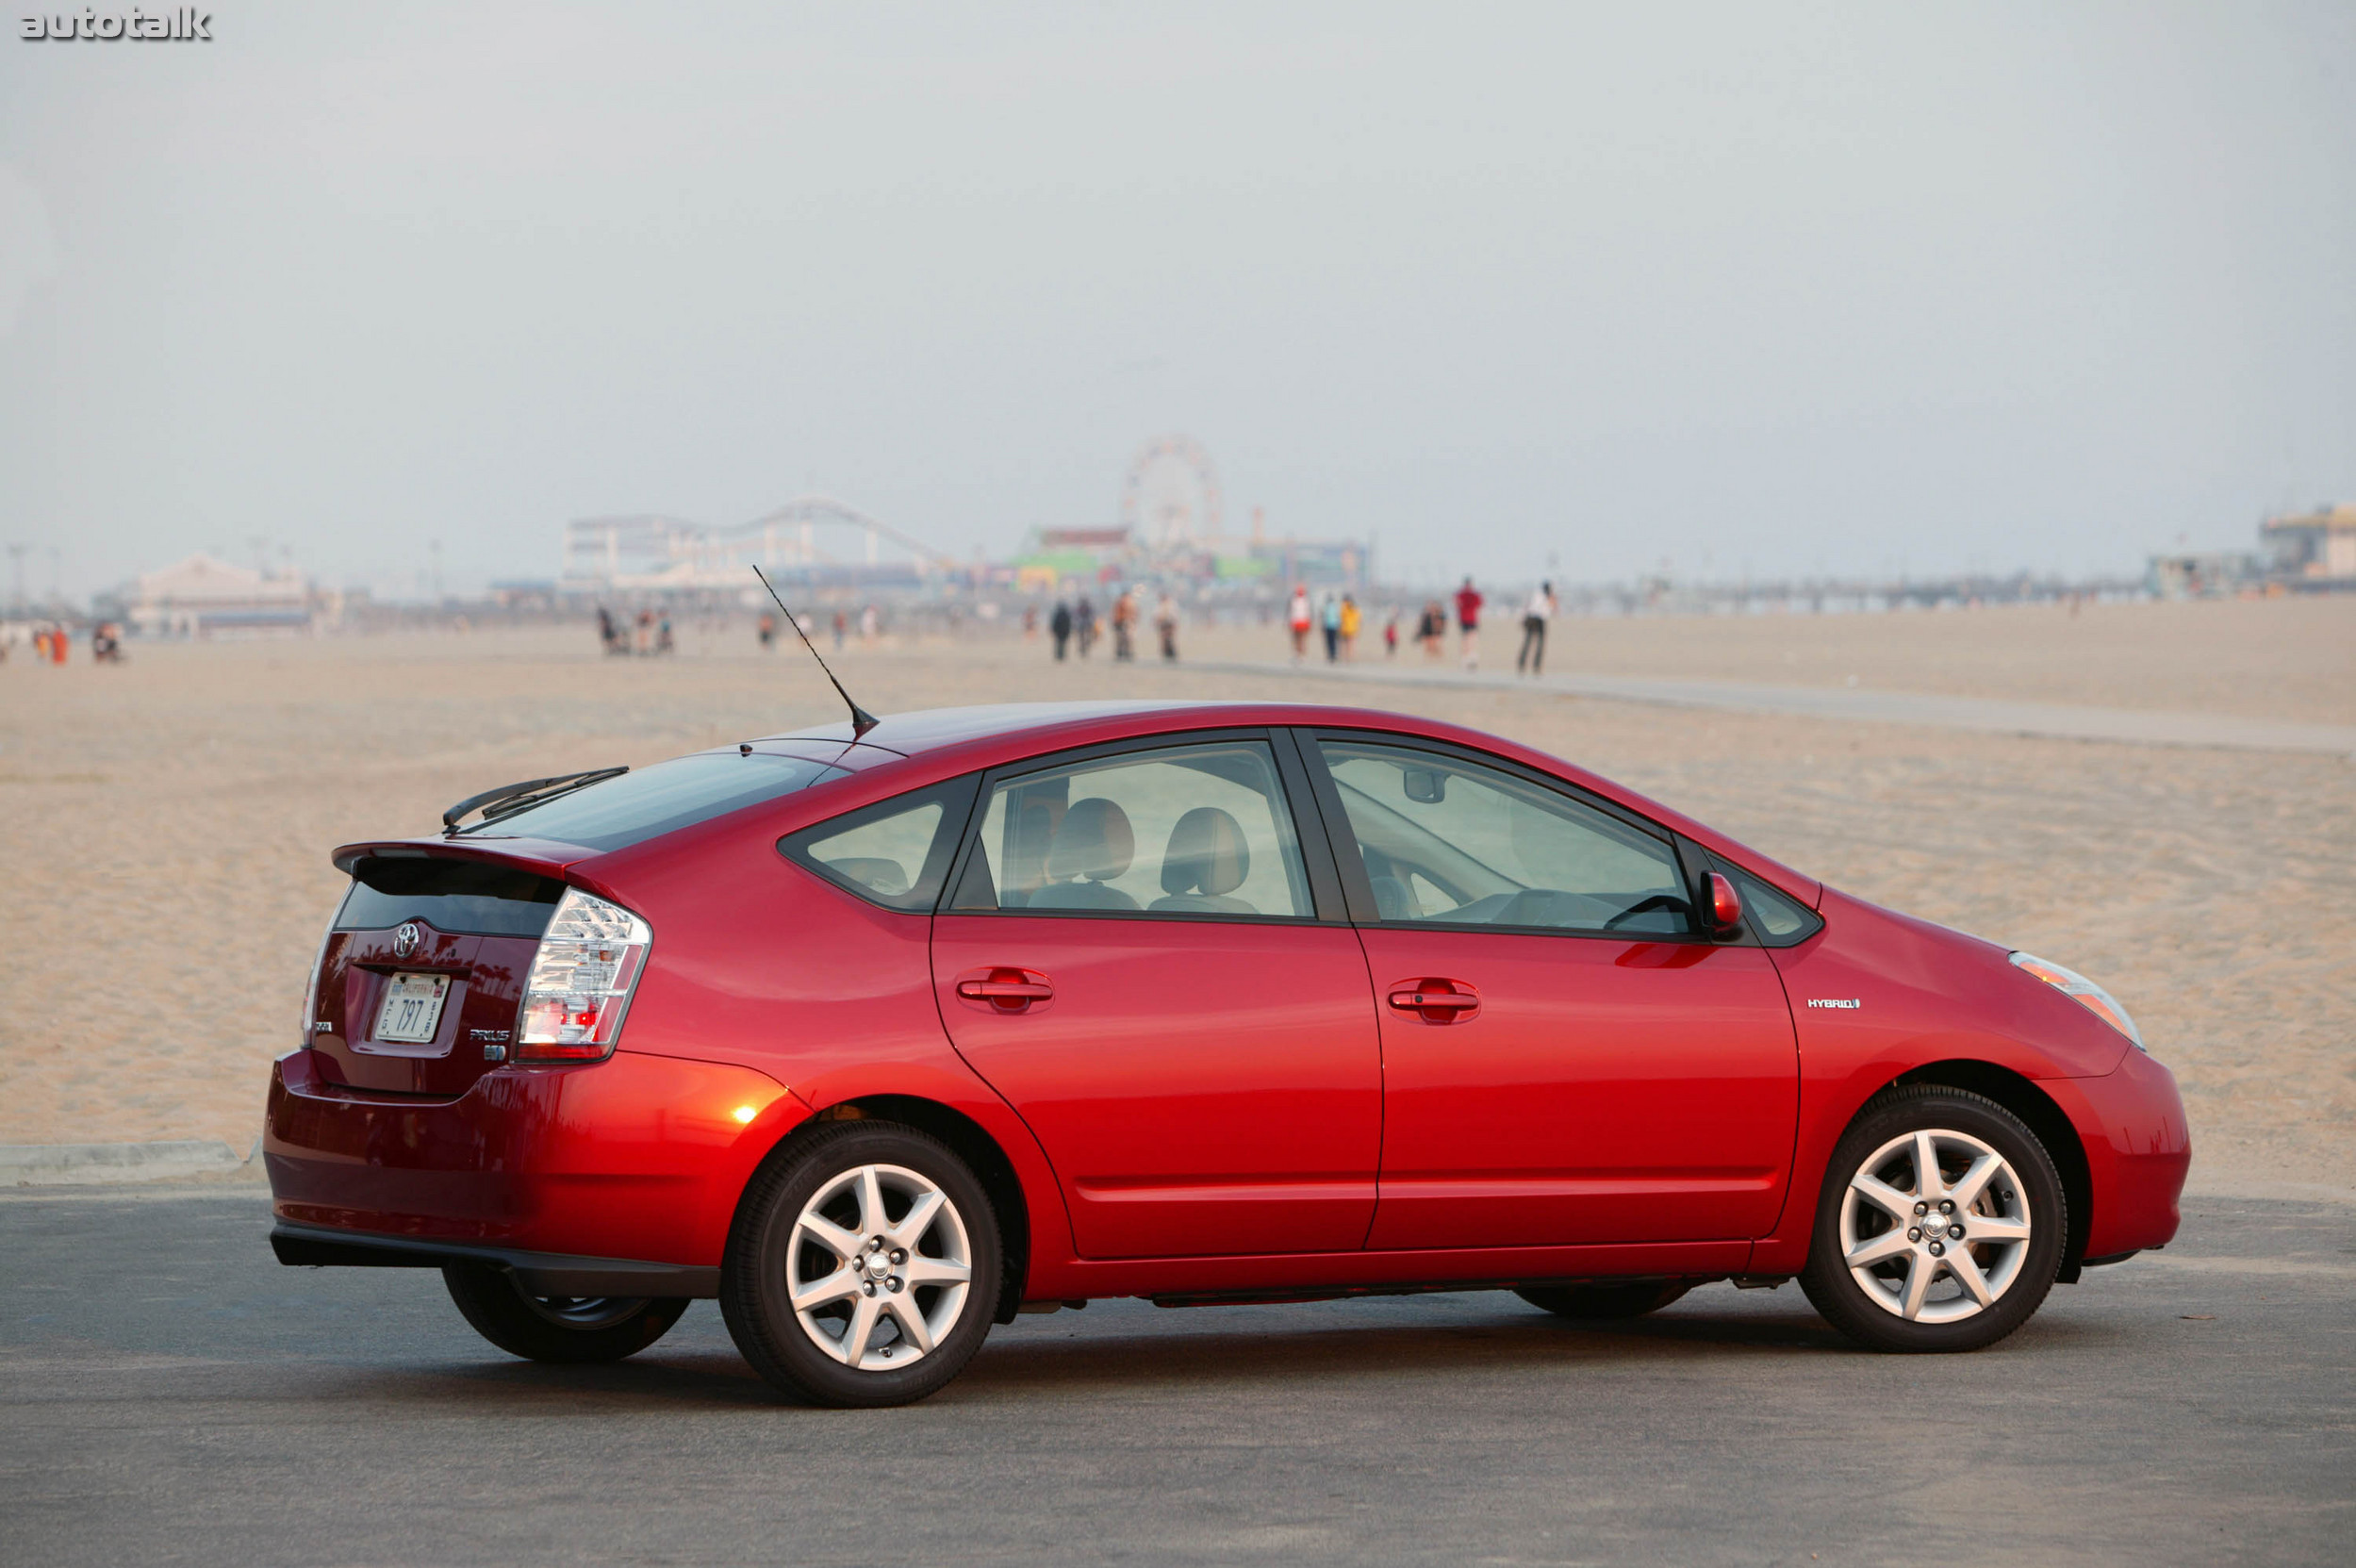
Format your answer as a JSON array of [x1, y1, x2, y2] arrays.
[[514, 888, 652, 1063]]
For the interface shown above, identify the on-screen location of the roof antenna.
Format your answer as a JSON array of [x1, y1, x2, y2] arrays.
[[752, 565, 879, 737]]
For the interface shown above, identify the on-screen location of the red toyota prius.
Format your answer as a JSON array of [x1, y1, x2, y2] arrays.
[[265, 701, 2188, 1406]]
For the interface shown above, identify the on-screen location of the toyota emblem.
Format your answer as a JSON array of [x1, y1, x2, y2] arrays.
[[393, 922, 422, 960]]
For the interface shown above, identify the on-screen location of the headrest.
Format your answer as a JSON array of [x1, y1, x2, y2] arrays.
[[1160, 806, 1250, 897], [1046, 797, 1134, 884]]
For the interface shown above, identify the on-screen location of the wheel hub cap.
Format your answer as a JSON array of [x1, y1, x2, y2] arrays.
[[783, 1163, 974, 1371], [1837, 1128, 2033, 1325]]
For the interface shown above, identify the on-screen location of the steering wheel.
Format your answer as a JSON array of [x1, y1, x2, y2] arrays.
[[1603, 894, 1689, 931]]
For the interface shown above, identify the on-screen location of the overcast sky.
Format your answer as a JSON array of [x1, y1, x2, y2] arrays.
[[3, 1, 2351, 600]]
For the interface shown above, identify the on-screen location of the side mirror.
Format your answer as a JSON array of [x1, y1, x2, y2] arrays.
[[1705, 871, 1744, 938]]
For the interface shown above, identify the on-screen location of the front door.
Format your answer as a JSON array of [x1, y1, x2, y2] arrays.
[[1308, 734, 1800, 1251], [931, 735, 1382, 1260]]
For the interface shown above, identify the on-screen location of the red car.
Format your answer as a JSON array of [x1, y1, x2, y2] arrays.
[[266, 701, 2188, 1406]]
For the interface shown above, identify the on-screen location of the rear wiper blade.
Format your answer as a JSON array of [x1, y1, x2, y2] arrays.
[[442, 767, 629, 834]]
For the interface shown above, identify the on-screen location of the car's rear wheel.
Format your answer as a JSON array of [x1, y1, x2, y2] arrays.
[[441, 1263, 689, 1363], [720, 1121, 1001, 1408], [1515, 1280, 1692, 1320], [1800, 1085, 2066, 1352]]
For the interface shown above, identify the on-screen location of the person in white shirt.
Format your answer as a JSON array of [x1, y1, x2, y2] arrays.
[[1516, 580, 1557, 676]]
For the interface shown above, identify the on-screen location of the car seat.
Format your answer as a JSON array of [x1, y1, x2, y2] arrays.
[[1026, 797, 1141, 910], [1147, 806, 1258, 915]]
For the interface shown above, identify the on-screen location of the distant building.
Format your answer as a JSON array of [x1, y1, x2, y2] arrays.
[[127, 553, 321, 636], [2262, 504, 2356, 586], [2147, 551, 2258, 600]]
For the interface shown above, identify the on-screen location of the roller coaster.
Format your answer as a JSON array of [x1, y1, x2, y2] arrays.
[[561, 497, 961, 595]]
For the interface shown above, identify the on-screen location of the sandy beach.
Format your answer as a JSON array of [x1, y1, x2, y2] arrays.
[[2, 596, 2348, 1190]]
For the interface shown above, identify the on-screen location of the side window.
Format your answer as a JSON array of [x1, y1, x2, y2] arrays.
[[781, 778, 977, 912], [950, 740, 1313, 920], [1709, 855, 1823, 947], [1317, 739, 1692, 936]]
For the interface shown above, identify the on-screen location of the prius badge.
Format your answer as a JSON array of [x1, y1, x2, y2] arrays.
[[1807, 998, 1862, 1010], [393, 922, 422, 960]]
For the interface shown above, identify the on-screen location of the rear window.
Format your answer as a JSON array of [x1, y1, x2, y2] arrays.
[[459, 751, 844, 852], [338, 857, 566, 936]]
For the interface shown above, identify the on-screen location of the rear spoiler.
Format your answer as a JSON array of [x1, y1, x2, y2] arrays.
[[331, 837, 594, 878]]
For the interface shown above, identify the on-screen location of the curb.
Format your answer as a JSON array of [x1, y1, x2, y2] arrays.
[[1, 1138, 259, 1186]]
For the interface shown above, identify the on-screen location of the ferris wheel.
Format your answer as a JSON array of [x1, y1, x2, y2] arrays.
[[1120, 435, 1224, 550]]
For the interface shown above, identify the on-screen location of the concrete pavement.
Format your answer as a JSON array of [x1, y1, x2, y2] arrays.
[[2, 1185, 2350, 1565]]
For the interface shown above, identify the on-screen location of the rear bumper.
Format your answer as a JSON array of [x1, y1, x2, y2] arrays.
[[264, 1047, 807, 1270], [271, 1222, 721, 1296]]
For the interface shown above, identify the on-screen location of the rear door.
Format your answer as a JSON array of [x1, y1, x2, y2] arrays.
[[311, 855, 563, 1095], [1304, 733, 1800, 1250], [927, 733, 1382, 1260]]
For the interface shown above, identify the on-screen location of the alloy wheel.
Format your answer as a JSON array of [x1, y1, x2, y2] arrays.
[[785, 1162, 974, 1370], [1838, 1128, 2033, 1324], [518, 1294, 652, 1330]]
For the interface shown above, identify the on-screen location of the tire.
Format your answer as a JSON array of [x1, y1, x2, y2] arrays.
[[1799, 1085, 2067, 1353], [1516, 1280, 1693, 1320], [720, 1121, 1002, 1408], [441, 1263, 689, 1363]]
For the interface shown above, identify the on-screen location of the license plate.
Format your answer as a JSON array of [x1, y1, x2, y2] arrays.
[[374, 972, 452, 1044]]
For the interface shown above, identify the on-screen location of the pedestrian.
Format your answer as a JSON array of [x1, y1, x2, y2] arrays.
[[1339, 594, 1361, 661], [656, 613, 674, 655], [1287, 585, 1312, 664], [1074, 595, 1096, 657], [1516, 579, 1557, 676], [860, 604, 879, 641], [1112, 587, 1138, 661], [597, 605, 619, 654], [91, 621, 123, 663], [1383, 609, 1400, 658], [1454, 577, 1484, 670], [832, 609, 847, 650], [1418, 600, 1445, 659], [1154, 590, 1179, 662], [1049, 600, 1074, 661], [634, 608, 653, 655], [1022, 604, 1038, 640], [757, 612, 776, 651]]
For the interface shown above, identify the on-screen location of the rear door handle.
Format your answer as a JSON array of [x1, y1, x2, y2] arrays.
[[953, 966, 1054, 1014], [1387, 980, 1480, 1023]]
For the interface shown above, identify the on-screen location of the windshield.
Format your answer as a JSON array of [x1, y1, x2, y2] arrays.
[[459, 751, 844, 852]]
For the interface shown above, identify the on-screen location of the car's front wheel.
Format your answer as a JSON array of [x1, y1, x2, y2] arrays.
[[1800, 1085, 2066, 1352], [442, 1263, 689, 1363], [720, 1121, 1001, 1408]]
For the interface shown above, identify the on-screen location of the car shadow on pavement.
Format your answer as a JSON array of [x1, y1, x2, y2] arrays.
[[302, 1292, 2115, 1411], [954, 1302, 1860, 1395]]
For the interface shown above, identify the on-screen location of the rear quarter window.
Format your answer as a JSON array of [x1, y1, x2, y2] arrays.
[[780, 777, 980, 912]]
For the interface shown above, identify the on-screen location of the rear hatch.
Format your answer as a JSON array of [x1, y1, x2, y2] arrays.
[[308, 853, 565, 1096]]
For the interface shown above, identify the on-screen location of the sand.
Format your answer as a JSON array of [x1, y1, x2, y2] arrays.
[[1, 596, 2348, 1190]]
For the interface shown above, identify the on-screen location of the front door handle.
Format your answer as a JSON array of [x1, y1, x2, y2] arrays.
[[1387, 980, 1480, 1023], [953, 966, 1054, 1014]]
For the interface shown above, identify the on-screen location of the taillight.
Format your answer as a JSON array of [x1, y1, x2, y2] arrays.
[[299, 907, 338, 1047], [515, 888, 652, 1063]]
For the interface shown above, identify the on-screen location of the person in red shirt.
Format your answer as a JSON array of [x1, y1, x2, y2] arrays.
[[1454, 577, 1484, 670]]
